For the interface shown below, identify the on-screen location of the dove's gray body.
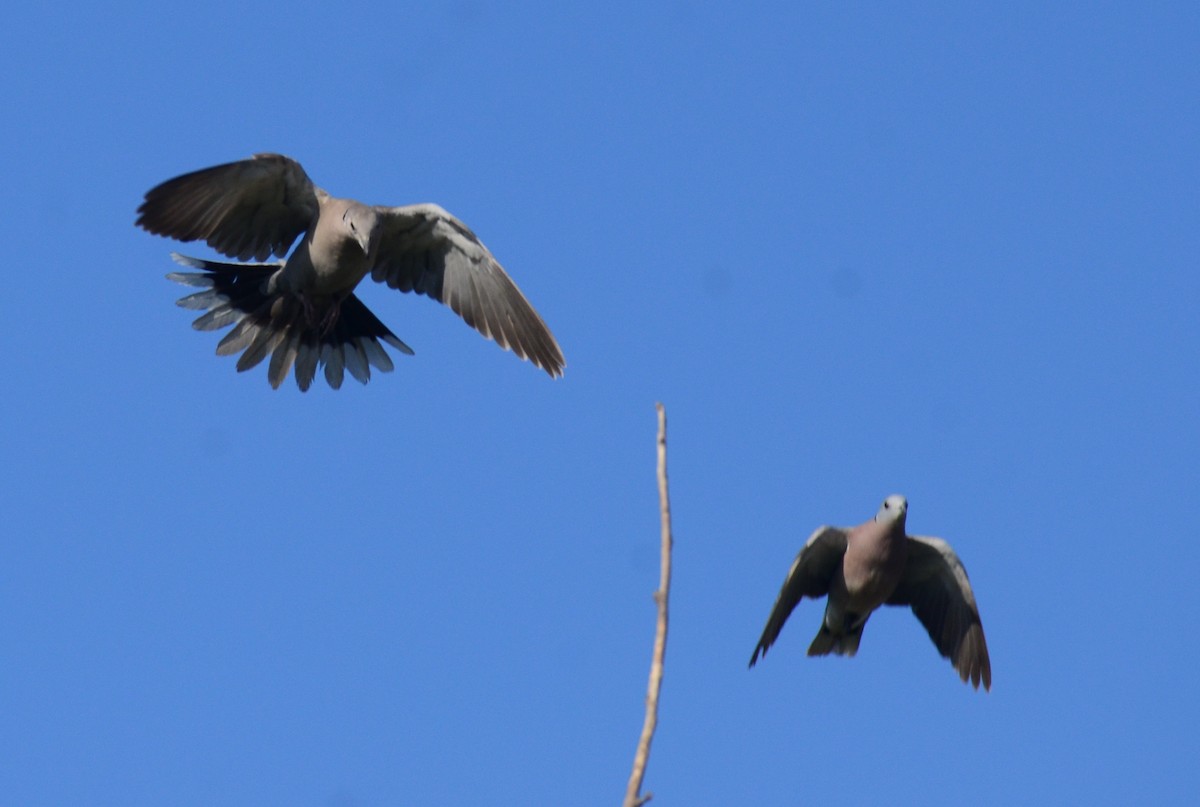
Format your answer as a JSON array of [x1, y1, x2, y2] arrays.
[[749, 495, 991, 690], [812, 506, 910, 657], [274, 198, 378, 298], [137, 153, 565, 390]]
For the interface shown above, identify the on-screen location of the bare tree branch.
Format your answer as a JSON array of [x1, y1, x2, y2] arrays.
[[623, 403, 673, 807]]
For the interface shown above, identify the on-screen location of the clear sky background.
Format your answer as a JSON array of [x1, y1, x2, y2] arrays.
[[2, 3, 1197, 806]]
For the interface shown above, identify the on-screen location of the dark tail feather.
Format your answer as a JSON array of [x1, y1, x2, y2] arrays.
[[167, 253, 413, 390], [807, 622, 865, 658]]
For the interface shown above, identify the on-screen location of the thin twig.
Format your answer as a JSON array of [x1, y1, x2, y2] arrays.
[[623, 403, 673, 807]]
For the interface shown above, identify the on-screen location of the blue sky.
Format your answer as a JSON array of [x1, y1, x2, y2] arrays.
[[2, 2, 1197, 805]]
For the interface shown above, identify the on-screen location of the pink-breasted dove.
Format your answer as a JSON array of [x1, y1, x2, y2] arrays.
[[749, 495, 991, 690], [137, 153, 565, 390]]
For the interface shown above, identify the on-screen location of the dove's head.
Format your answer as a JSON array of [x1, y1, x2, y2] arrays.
[[343, 203, 382, 256], [875, 494, 908, 525]]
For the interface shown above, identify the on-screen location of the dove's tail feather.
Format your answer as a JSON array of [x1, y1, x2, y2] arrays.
[[807, 623, 865, 658], [167, 253, 413, 391]]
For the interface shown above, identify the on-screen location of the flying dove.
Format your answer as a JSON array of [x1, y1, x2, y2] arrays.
[[749, 495, 991, 690], [136, 153, 565, 390]]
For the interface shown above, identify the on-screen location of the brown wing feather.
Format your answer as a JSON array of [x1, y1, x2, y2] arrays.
[[137, 153, 320, 261], [749, 527, 848, 667], [887, 536, 992, 690], [370, 204, 565, 377]]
